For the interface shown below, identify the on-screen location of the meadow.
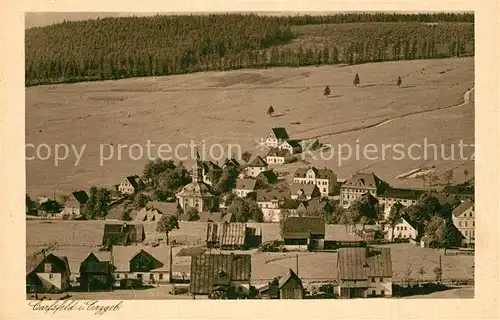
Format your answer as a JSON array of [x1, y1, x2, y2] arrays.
[[26, 57, 474, 198]]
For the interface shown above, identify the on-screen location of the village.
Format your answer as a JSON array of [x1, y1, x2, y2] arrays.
[[26, 126, 475, 300]]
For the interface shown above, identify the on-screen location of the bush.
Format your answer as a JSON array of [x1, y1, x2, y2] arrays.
[[259, 240, 284, 252]]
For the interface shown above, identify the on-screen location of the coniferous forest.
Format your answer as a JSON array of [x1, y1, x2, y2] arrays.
[[25, 13, 474, 86]]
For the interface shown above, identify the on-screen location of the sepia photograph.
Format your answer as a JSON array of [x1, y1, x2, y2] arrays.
[[23, 10, 476, 301]]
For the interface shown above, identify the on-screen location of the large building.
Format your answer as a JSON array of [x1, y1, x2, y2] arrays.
[[244, 156, 269, 178], [337, 247, 393, 298], [26, 253, 71, 293], [377, 188, 424, 208], [176, 164, 218, 213], [340, 172, 386, 208], [264, 127, 290, 148], [452, 200, 475, 246], [293, 167, 337, 197]]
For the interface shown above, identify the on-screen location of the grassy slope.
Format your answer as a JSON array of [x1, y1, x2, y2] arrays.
[[26, 57, 474, 197]]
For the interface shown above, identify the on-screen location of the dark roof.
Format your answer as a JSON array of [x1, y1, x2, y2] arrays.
[[111, 245, 171, 272], [256, 170, 278, 184], [249, 156, 268, 167], [280, 199, 302, 210], [301, 198, 331, 213], [342, 172, 383, 190], [294, 167, 336, 180], [283, 139, 302, 148], [71, 190, 89, 204], [126, 175, 142, 189], [278, 268, 302, 289], [26, 253, 70, 276], [101, 223, 145, 246], [223, 158, 240, 168], [379, 188, 424, 200], [79, 261, 113, 273], [236, 179, 257, 191], [256, 188, 291, 202], [270, 127, 290, 140], [290, 183, 319, 197], [452, 200, 474, 217], [206, 222, 246, 246], [266, 148, 291, 158], [282, 217, 325, 237], [337, 247, 392, 280], [401, 214, 418, 230], [190, 254, 252, 294], [177, 247, 206, 257]]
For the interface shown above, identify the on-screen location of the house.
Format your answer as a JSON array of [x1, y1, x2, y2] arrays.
[[265, 127, 290, 148], [118, 175, 144, 195], [293, 167, 338, 197], [384, 214, 418, 241], [111, 245, 172, 287], [101, 223, 146, 248], [176, 163, 218, 213], [377, 188, 424, 208], [452, 200, 475, 246], [189, 253, 252, 297], [201, 160, 221, 186], [206, 222, 261, 249], [26, 252, 71, 293], [290, 183, 321, 200], [279, 139, 302, 155], [256, 188, 292, 222], [79, 252, 114, 291], [266, 148, 291, 165], [296, 198, 333, 216], [233, 179, 257, 198], [280, 199, 303, 216], [61, 190, 88, 219], [261, 269, 304, 299], [222, 158, 240, 170], [336, 247, 393, 298], [244, 156, 269, 178], [340, 172, 386, 208], [136, 201, 179, 222], [256, 170, 278, 186], [281, 217, 326, 251]]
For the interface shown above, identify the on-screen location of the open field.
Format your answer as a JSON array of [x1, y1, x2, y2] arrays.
[[27, 220, 474, 287], [26, 57, 474, 197]]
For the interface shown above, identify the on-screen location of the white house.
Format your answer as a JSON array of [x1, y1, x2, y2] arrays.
[[244, 156, 268, 178], [265, 127, 290, 148], [61, 190, 88, 219], [266, 148, 291, 165], [293, 167, 337, 197], [233, 179, 257, 198], [256, 188, 291, 222], [340, 172, 384, 208], [452, 200, 475, 245], [118, 175, 143, 195], [384, 216, 418, 241], [279, 139, 302, 155]]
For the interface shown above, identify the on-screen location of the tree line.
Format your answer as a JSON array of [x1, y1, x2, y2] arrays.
[[25, 14, 474, 86]]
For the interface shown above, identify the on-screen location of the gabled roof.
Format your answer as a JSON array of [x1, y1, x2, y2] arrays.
[[278, 268, 302, 289], [190, 253, 252, 294], [281, 139, 302, 148], [452, 200, 474, 217], [177, 247, 206, 257], [223, 158, 240, 168], [249, 156, 268, 167], [111, 244, 172, 272], [266, 148, 291, 158], [79, 261, 113, 273], [301, 198, 331, 213], [342, 172, 383, 190], [379, 188, 424, 200], [71, 190, 89, 204], [280, 199, 302, 210], [256, 188, 291, 202], [337, 247, 392, 280], [125, 175, 142, 188], [269, 127, 290, 140], [401, 215, 418, 230], [206, 222, 247, 246], [202, 160, 221, 173], [256, 170, 278, 184], [236, 179, 257, 191], [290, 183, 319, 197], [294, 167, 336, 180], [145, 201, 178, 216], [26, 253, 70, 276], [282, 216, 325, 236]]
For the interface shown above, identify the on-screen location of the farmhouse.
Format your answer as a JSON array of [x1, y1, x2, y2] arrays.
[[101, 223, 146, 248], [61, 190, 88, 219], [256, 170, 278, 186], [290, 183, 321, 200], [281, 217, 326, 251], [336, 247, 393, 298], [189, 253, 252, 298], [111, 245, 172, 287], [452, 200, 475, 246], [293, 167, 337, 197], [79, 252, 114, 291], [296, 198, 333, 216], [279, 139, 302, 155], [265, 127, 290, 148], [176, 164, 218, 213], [377, 188, 424, 208], [233, 179, 257, 198], [384, 214, 418, 241], [118, 175, 143, 195], [266, 148, 291, 165], [257, 188, 292, 222], [201, 160, 221, 186], [206, 222, 262, 249], [26, 253, 71, 293], [340, 172, 386, 208], [261, 269, 304, 299], [244, 156, 269, 178]]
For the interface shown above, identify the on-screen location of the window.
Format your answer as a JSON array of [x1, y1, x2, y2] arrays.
[[372, 290, 376, 296], [159, 274, 164, 280], [380, 277, 383, 282], [323, 188, 327, 193], [459, 221, 462, 227], [49, 273, 54, 279], [469, 213, 472, 217], [116, 274, 120, 279], [150, 274, 154, 280], [473, 221, 475, 227], [137, 274, 143, 280], [464, 230, 468, 236], [371, 278, 375, 282], [381, 290, 385, 296], [464, 221, 468, 227], [125, 274, 128, 279], [404, 226, 407, 231]]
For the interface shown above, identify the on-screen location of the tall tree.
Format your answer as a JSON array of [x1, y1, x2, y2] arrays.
[[353, 73, 360, 87], [241, 151, 252, 164], [323, 85, 331, 96], [397, 76, 402, 87], [156, 214, 179, 245], [267, 105, 275, 117]]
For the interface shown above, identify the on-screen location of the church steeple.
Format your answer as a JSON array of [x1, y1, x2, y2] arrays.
[[192, 146, 203, 182]]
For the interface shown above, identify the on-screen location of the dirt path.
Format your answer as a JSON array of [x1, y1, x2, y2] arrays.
[[303, 87, 474, 140]]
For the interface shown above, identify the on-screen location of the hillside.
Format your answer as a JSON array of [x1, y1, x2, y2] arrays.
[[25, 57, 474, 197], [25, 13, 474, 86]]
